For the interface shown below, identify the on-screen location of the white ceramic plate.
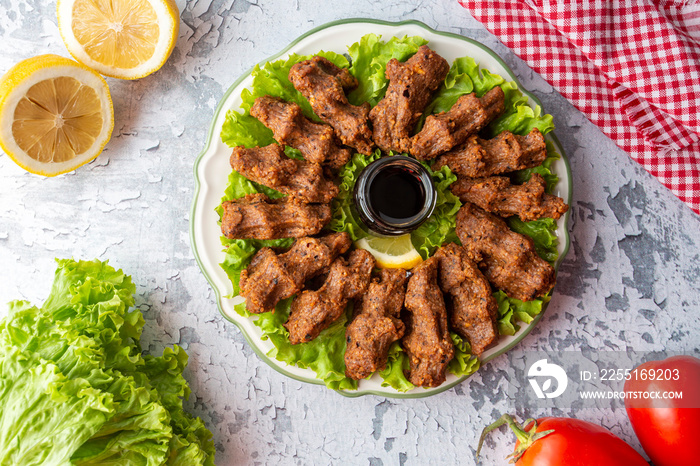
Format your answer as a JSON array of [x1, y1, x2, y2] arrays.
[[190, 18, 572, 398]]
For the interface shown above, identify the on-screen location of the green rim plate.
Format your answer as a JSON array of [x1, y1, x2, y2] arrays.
[[190, 18, 572, 398]]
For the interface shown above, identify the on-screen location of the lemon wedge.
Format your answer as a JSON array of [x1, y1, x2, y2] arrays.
[[355, 233, 423, 269], [0, 54, 114, 176], [57, 0, 180, 80]]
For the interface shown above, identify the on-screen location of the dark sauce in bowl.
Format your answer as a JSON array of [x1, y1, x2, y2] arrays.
[[369, 167, 426, 223], [353, 156, 436, 236]]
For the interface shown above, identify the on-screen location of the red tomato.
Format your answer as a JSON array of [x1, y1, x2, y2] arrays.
[[624, 355, 700, 466], [478, 414, 647, 466]]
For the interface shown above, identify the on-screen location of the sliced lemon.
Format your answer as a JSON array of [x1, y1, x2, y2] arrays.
[[0, 54, 114, 176], [57, 0, 180, 80], [355, 233, 423, 269]]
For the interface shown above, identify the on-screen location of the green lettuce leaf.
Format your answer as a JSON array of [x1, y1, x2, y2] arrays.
[[424, 56, 506, 118], [221, 51, 349, 149], [220, 109, 275, 149], [347, 34, 428, 107], [218, 160, 286, 210], [166, 412, 216, 466], [0, 347, 113, 466], [70, 373, 173, 466], [507, 217, 559, 264], [220, 237, 294, 296], [495, 290, 551, 336], [378, 332, 480, 390], [0, 259, 214, 465], [448, 333, 481, 377], [142, 347, 216, 466], [379, 341, 414, 392], [511, 140, 561, 193], [411, 163, 462, 259], [254, 299, 357, 390], [420, 58, 554, 139], [329, 150, 381, 241], [487, 81, 554, 137]]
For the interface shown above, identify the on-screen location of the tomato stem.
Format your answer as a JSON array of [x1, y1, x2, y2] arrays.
[[477, 414, 555, 463]]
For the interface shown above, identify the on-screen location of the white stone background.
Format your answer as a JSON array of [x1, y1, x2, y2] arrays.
[[1, 1, 699, 465]]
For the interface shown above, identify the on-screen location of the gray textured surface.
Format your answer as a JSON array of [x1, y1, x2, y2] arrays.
[[1, 1, 699, 465]]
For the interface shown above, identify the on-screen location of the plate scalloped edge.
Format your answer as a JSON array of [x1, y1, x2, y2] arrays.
[[190, 18, 573, 399]]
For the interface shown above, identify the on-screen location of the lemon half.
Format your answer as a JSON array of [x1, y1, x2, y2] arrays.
[[57, 0, 180, 80], [0, 54, 114, 176], [355, 234, 423, 269]]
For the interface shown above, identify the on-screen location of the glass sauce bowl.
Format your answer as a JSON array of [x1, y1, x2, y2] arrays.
[[353, 155, 437, 236]]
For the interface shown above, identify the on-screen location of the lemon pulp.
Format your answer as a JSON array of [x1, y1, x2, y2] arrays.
[[355, 234, 423, 269], [71, 0, 159, 69], [13, 76, 103, 163]]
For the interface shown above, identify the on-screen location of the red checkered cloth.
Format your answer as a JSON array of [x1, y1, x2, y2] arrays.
[[458, 0, 700, 214]]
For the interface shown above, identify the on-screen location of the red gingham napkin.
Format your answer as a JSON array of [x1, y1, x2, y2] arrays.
[[458, 0, 700, 214]]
